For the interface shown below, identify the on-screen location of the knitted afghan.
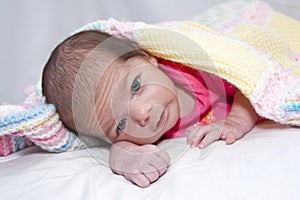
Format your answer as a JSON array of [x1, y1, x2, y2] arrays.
[[1, 0, 299, 156], [0, 80, 85, 156], [74, 0, 300, 126]]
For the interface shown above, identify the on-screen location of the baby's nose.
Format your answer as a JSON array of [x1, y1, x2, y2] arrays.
[[129, 99, 152, 127]]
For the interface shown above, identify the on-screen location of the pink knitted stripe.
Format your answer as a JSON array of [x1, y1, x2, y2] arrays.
[[11, 131, 23, 136], [0, 136, 13, 156], [33, 125, 66, 145]]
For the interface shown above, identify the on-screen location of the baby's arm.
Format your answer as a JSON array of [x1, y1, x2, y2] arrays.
[[187, 90, 259, 148], [109, 141, 170, 188]]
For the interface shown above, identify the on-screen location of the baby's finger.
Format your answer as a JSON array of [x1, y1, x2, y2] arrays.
[[126, 173, 150, 188], [154, 149, 170, 166], [186, 125, 201, 145], [189, 127, 209, 148], [186, 132, 194, 145], [198, 130, 220, 148], [142, 165, 159, 183], [225, 132, 236, 145], [156, 165, 168, 176], [190, 133, 205, 148], [149, 155, 169, 176]]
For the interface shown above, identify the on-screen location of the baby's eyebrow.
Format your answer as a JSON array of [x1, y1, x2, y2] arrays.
[[119, 66, 132, 92], [119, 74, 128, 92]]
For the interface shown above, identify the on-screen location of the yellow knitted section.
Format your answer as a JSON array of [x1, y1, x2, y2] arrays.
[[177, 21, 211, 32], [266, 12, 300, 75], [134, 21, 279, 98], [230, 24, 300, 75], [266, 12, 300, 54]]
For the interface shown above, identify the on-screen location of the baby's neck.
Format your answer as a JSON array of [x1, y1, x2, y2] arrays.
[[175, 82, 196, 118]]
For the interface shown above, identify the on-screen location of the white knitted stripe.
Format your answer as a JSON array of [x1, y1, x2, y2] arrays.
[[252, 67, 300, 125], [0, 105, 26, 118]]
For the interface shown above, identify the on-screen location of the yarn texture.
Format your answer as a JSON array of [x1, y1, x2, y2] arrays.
[[1, 1, 299, 156]]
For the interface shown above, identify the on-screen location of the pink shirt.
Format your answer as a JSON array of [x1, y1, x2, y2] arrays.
[[157, 58, 236, 139]]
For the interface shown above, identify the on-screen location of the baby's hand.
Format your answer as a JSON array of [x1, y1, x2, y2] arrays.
[[109, 142, 170, 188], [187, 90, 258, 149], [187, 118, 250, 149]]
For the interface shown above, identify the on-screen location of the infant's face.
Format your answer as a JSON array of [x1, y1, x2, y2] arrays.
[[96, 55, 180, 144]]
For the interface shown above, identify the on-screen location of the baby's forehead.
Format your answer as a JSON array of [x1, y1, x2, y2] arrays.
[[93, 59, 131, 140], [99, 59, 131, 88]]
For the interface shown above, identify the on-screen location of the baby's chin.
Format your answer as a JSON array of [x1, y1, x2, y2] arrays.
[[113, 131, 165, 145]]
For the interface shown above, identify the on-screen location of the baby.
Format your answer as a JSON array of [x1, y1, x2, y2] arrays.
[[42, 30, 258, 187]]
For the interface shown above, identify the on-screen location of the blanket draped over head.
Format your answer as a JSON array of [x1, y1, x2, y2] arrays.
[[1, 1, 300, 156]]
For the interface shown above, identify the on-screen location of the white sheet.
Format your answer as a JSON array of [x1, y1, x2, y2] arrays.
[[1, 122, 299, 200]]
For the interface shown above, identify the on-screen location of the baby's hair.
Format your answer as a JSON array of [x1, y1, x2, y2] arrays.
[[42, 30, 145, 133]]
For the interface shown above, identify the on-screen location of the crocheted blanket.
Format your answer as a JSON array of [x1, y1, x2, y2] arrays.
[[1, 0, 299, 156]]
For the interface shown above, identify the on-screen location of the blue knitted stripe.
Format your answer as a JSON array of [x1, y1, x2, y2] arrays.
[[13, 135, 27, 152], [0, 104, 55, 131], [53, 133, 78, 152], [71, 20, 105, 35], [284, 102, 300, 112]]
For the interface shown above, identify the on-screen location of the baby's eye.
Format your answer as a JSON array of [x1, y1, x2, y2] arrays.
[[131, 79, 141, 94], [117, 118, 127, 133]]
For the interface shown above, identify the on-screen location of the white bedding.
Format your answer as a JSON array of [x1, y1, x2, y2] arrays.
[[1, 121, 299, 200]]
